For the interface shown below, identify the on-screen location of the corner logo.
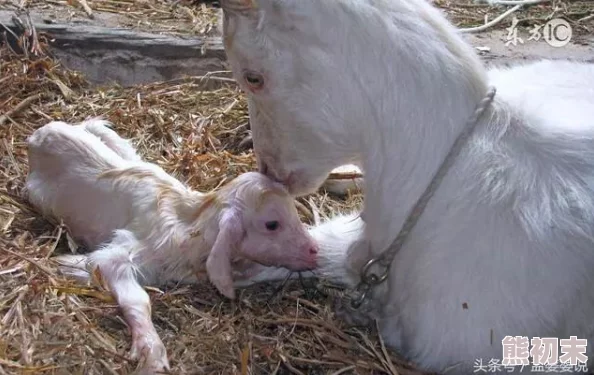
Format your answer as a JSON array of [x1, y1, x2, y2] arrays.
[[473, 336, 589, 373], [542, 18, 572, 48], [504, 17, 572, 48]]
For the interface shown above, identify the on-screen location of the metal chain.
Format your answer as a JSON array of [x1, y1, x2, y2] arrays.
[[347, 86, 498, 309]]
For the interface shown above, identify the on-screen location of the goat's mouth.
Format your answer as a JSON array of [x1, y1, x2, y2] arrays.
[[252, 256, 317, 271], [259, 160, 270, 177], [285, 171, 324, 197], [259, 160, 322, 197], [270, 168, 303, 193], [280, 256, 318, 271], [259, 161, 294, 186]]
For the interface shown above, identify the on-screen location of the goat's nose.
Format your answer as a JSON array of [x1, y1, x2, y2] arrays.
[[259, 161, 284, 184], [309, 246, 318, 255]]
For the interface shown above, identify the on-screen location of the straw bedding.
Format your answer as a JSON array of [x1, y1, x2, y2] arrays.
[[0, 13, 432, 375], [4, 0, 222, 37], [3, 0, 590, 373]]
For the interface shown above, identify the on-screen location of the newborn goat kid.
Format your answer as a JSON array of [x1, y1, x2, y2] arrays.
[[25, 119, 318, 372]]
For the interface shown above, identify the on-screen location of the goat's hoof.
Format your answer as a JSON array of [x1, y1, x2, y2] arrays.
[[130, 335, 170, 374]]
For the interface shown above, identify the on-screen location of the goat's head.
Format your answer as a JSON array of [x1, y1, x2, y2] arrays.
[[220, 0, 490, 197], [219, 0, 389, 196], [206, 171, 318, 298]]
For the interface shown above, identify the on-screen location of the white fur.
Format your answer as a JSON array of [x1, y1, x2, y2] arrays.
[[219, 0, 594, 373], [25, 118, 319, 373]]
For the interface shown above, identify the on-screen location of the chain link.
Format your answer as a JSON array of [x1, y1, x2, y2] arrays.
[[349, 257, 390, 308]]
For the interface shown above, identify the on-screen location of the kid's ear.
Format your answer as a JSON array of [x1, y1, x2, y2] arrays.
[[206, 208, 244, 299]]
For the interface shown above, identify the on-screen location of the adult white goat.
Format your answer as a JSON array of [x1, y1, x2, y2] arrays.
[[218, 0, 594, 373]]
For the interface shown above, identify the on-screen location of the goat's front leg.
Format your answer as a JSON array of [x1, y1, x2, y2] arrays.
[[88, 230, 169, 374]]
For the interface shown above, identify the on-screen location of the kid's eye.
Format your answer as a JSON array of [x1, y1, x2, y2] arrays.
[[265, 220, 279, 231]]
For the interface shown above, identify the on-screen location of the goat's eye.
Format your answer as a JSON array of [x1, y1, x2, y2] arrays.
[[243, 71, 264, 90], [265, 220, 279, 231]]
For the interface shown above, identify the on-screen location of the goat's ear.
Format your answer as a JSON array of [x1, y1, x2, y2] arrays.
[[206, 208, 243, 299]]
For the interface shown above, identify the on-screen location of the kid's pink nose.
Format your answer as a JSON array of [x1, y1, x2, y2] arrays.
[[309, 246, 318, 255]]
